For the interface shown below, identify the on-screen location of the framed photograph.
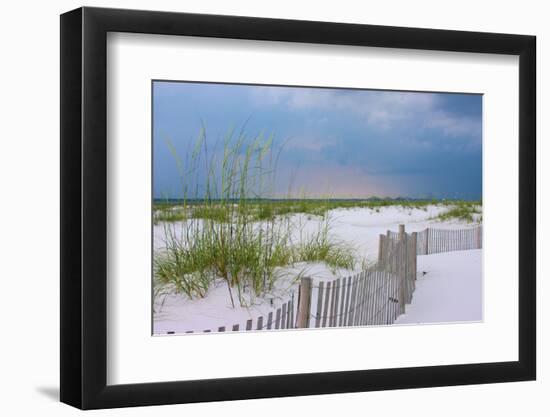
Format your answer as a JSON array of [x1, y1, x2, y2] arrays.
[[60, 6, 536, 410]]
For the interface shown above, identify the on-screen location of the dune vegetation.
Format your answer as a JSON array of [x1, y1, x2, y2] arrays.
[[154, 129, 358, 308], [435, 201, 482, 223], [154, 198, 482, 224]]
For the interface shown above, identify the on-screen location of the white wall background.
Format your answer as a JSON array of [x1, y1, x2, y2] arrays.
[[0, 0, 545, 415]]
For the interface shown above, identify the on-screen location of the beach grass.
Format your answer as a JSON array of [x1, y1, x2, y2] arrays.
[[154, 128, 361, 307], [436, 201, 482, 223]]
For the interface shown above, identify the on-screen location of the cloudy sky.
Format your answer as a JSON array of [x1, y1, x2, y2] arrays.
[[153, 81, 482, 200]]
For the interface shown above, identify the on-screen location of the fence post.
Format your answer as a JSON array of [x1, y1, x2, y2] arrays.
[[425, 228, 430, 255], [411, 232, 418, 281], [398, 224, 405, 239], [398, 225, 406, 312], [477, 226, 482, 249], [295, 277, 312, 328], [378, 234, 385, 264]]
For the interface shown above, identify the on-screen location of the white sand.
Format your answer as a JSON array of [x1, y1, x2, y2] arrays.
[[394, 249, 482, 325], [153, 205, 482, 334]]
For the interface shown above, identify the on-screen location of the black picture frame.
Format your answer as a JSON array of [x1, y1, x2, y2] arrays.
[[60, 6, 536, 410]]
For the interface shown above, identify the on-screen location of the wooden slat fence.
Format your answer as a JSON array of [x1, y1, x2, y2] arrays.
[[416, 226, 482, 255], [179, 292, 297, 334], [308, 266, 402, 327], [305, 225, 417, 329], [175, 224, 482, 334]]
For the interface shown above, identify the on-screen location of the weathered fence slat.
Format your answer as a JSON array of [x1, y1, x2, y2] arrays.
[[295, 277, 312, 328], [367, 271, 376, 325], [376, 270, 385, 324], [365, 271, 371, 325], [275, 308, 281, 329], [329, 280, 336, 327], [338, 277, 347, 327], [266, 312, 273, 330], [362, 272, 371, 325], [345, 276, 355, 326], [336, 279, 342, 326], [290, 294, 295, 329], [356, 273, 365, 325], [322, 281, 332, 328], [315, 282, 324, 328], [343, 275, 352, 326], [288, 297, 292, 329], [363, 271, 372, 325], [353, 273, 364, 326]]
